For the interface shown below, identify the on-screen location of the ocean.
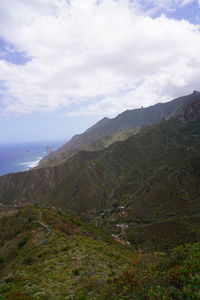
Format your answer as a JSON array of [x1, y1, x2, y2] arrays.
[[0, 141, 65, 176]]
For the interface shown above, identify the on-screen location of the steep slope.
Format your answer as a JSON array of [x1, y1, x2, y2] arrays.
[[0, 205, 133, 299], [39, 92, 199, 167], [0, 97, 199, 202], [170, 94, 200, 123], [1, 95, 200, 250]]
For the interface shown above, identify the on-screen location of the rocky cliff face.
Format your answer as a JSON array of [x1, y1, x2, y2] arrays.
[[176, 97, 200, 123]]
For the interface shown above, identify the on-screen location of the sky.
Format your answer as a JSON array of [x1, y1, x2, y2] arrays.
[[0, 0, 200, 143]]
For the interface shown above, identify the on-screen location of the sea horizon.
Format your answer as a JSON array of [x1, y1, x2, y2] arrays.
[[0, 140, 65, 176]]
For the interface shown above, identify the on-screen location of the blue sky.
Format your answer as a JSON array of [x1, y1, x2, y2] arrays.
[[0, 0, 200, 143], [168, 1, 200, 23]]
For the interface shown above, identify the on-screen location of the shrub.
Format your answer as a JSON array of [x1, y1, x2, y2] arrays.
[[6, 290, 31, 300], [76, 292, 87, 300], [22, 256, 35, 266], [0, 256, 4, 265], [18, 237, 28, 248], [72, 269, 80, 276]]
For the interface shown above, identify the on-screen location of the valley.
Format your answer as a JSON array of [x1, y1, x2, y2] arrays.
[[1, 92, 200, 299]]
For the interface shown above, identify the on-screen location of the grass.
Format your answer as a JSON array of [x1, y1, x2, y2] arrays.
[[0, 205, 134, 299]]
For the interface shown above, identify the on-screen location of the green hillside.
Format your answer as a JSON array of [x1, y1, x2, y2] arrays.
[[1, 94, 200, 299], [0, 206, 200, 299], [1, 95, 200, 252], [39, 92, 198, 167], [0, 205, 134, 299]]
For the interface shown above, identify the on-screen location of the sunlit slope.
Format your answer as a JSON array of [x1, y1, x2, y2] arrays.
[[39, 92, 198, 167], [0, 205, 133, 299]]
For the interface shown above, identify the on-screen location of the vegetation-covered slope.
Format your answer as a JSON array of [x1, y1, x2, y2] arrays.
[[0, 206, 200, 299], [108, 242, 200, 299], [39, 92, 199, 167], [0, 205, 133, 299], [1, 95, 200, 251], [1, 93, 200, 299]]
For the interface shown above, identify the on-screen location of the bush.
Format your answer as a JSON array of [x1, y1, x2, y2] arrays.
[[6, 290, 31, 300], [72, 269, 80, 276], [0, 256, 4, 265], [22, 256, 35, 266], [76, 292, 87, 300], [18, 237, 28, 248]]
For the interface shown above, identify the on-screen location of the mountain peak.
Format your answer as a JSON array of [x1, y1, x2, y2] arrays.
[[173, 97, 200, 124], [193, 90, 200, 95]]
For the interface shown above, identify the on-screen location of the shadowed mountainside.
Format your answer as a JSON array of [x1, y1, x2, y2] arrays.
[[39, 92, 199, 167]]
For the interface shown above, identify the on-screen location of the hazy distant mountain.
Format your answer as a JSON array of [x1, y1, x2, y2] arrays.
[[39, 91, 199, 167]]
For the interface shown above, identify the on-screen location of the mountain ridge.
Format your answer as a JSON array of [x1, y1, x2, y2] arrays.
[[39, 91, 199, 167], [1, 93, 200, 251], [1, 94, 200, 217]]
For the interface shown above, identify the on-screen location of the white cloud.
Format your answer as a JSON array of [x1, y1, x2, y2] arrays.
[[0, 0, 200, 117]]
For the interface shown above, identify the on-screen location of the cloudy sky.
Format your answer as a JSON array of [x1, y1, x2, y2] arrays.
[[0, 0, 200, 143]]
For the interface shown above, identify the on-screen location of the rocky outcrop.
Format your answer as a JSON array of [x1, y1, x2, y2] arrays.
[[176, 98, 200, 124]]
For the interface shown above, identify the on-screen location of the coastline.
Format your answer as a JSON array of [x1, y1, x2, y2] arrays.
[[17, 156, 43, 170], [0, 140, 64, 176]]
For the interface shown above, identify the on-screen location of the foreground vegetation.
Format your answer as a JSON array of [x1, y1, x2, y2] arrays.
[[0, 205, 200, 299], [0, 206, 133, 299]]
